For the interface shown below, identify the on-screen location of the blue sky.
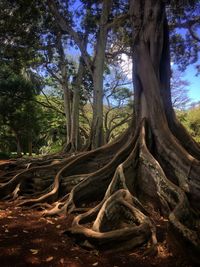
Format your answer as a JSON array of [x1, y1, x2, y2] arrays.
[[183, 64, 200, 102]]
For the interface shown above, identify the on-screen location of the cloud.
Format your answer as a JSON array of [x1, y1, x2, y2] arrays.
[[120, 53, 133, 80]]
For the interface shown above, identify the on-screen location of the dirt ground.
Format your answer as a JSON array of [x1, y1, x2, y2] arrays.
[[0, 201, 197, 267]]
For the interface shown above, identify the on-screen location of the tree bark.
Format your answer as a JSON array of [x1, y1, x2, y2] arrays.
[[90, 0, 113, 149], [16, 136, 22, 158], [56, 32, 72, 146], [131, 0, 200, 209], [28, 138, 32, 157], [69, 58, 84, 151], [63, 84, 72, 144]]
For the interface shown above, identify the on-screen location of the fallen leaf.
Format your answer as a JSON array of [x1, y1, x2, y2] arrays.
[[23, 230, 28, 233], [92, 263, 98, 266], [30, 249, 39, 255], [56, 225, 61, 228], [46, 256, 53, 262], [129, 252, 138, 256], [93, 250, 99, 256], [60, 258, 64, 264], [46, 219, 54, 224]]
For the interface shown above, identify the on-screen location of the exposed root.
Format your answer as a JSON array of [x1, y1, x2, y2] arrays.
[[42, 195, 69, 216], [0, 119, 199, 256], [170, 115, 200, 161], [0, 129, 130, 206], [139, 121, 200, 248], [0, 156, 72, 201], [63, 120, 200, 252], [67, 189, 152, 251]]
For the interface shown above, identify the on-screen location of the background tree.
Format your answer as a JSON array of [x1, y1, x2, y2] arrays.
[[40, 28, 83, 152], [177, 103, 200, 144], [0, 64, 41, 156], [48, 0, 129, 149], [104, 67, 133, 142], [171, 69, 191, 110]]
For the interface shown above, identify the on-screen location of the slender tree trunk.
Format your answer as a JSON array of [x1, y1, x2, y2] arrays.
[[63, 83, 72, 144], [70, 58, 84, 151], [28, 137, 32, 156], [56, 32, 72, 148], [16, 136, 22, 158], [69, 33, 88, 152], [90, 0, 112, 149]]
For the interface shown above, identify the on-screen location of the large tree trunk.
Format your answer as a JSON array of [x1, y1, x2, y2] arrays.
[[0, 0, 200, 260]]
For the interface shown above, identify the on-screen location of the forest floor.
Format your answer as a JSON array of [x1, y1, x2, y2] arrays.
[[0, 160, 197, 267]]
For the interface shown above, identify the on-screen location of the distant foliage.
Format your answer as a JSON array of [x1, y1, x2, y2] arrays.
[[177, 103, 200, 143]]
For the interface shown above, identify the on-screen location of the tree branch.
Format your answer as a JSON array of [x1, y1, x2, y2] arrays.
[[47, 0, 93, 75], [45, 64, 62, 84], [106, 13, 129, 29], [33, 98, 65, 116], [170, 17, 200, 42]]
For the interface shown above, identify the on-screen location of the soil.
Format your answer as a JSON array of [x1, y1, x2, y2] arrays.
[[0, 160, 197, 267], [0, 203, 197, 267]]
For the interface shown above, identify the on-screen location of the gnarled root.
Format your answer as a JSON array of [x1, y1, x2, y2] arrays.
[[68, 189, 152, 252], [0, 119, 199, 256], [0, 129, 130, 207], [62, 120, 200, 254]]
